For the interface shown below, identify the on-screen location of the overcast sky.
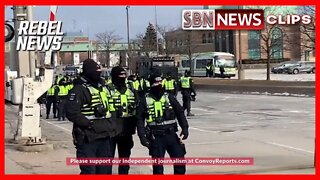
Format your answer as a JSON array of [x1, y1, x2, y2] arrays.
[[5, 6, 202, 42]]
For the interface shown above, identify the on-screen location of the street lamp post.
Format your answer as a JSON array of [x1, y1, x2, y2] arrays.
[[155, 6, 159, 56], [237, 5, 244, 80], [126, 6, 130, 67]]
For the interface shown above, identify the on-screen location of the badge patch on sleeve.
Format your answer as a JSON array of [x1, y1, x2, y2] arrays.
[[69, 93, 76, 101]]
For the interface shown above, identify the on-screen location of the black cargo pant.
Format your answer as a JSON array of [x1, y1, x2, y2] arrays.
[[46, 96, 57, 117], [76, 138, 113, 174], [150, 131, 186, 174], [181, 90, 191, 114], [110, 134, 134, 174], [58, 97, 67, 121]]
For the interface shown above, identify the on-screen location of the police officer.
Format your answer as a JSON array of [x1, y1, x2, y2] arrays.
[[140, 75, 150, 95], [162, 72, 177, 97], [66, 59, 119, 174], [56, 78, 68, 121], [108, 66, 139, 174], [219, 64, 225, 78], [137, 73, 189, 174], [206, 62, 213, 77], [46, 83, 59, 119], [179, 70, 196, 116], [127, 74, 141, 92], [66, 76, 74, 91]]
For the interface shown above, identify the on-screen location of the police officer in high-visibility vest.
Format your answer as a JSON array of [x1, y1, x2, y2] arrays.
[[66, 76, 74, 91], [127, 74, 141, 92], [56, 74, 64, 84], [163, 73, 177, 96], [46, 83, 59, 119], [66, 59, 120, 174], [179, 70, 196, 116], [56, 78, 68, 121], [137, 73, 189, 175], [206, 62, 213, 77], [105, 76, 112, 86], [108, 66, 139, 174]]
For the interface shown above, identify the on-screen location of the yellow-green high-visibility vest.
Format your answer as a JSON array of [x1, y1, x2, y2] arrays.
[[145, 93, 176, 125], [164, 79, 175, 91], [81, 84, 112, 119], [180, 76, 191, 89], [47, 85, 57, 96], [109, 86, 136, 117], [58, 86, 68, 96]]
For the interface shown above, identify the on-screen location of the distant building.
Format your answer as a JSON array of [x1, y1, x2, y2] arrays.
[[167, 6, 315, 63], [46, 31, 140, 67]]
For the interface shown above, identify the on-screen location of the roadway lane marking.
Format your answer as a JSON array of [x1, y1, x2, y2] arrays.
[[267, 142, 314, 154], [192, 107, 212, 112], [43, 120, 72, 133], [189, 127, 219, 133], [194, 112, 219, 116], [188, 141, 235, 145]]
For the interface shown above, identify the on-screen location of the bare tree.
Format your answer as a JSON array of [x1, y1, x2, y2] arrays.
[[260, 24, 290, 80], [157, 25, 177, 56], [164, 28, 201, 73], [247, 6, 292, 80], [134, 33, 149, 57], [95, 30, 122, 67], [299, 6, 315, 50]]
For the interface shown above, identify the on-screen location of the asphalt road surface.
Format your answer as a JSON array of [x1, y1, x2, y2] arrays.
[[5, 92, 315, 174], [235, 69, 315, 81]]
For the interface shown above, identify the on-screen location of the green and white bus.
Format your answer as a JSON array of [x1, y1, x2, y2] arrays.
[[178, 52, 238, 78]]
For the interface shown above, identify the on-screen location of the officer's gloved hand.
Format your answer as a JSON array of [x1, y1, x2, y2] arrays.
[[180, 128, 189, 140], [89, 120, 107, 133], [139, 136, 150, 148]]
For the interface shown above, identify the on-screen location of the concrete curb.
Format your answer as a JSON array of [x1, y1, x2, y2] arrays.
[[193, 79, 315, 96], [16, 143, 54, 152]]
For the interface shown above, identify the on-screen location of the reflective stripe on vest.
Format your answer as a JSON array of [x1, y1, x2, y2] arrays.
[[145, 80, 150, 88], [133, 80, 140, 91], [147, 119, 177, 126], [145, 93, 176, 125], [180, 76, 191, 89], [109, 87, 135, 117], [58, 86, 68, 96], [47, 85, 57, 96], [67, 84, 74, 91], [127, 80, 140, 91], [81, 85, 111, 119], [165, 79, 175, 90], [140, 79, 144, 90]]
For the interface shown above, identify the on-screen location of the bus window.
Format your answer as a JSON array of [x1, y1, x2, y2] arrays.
[[195, 59, 207, 69], [163, 61, 174, 66], [181, 60, 190, 68]]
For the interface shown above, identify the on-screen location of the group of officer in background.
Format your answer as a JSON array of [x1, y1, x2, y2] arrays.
[[45, 74, 75, 121], [44, 58, 196, 175]]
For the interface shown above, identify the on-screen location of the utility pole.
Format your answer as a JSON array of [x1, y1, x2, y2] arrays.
[[27, 6, 36, 78], [13, 6, 32, 78], [237, 6, 244, 80], [155, 6, 159, 56], [126, 6, 130, 67]]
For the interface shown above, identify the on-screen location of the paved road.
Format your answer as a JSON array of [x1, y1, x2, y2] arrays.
[[5, 92, 315, 174], [233, 69, 315, 81]]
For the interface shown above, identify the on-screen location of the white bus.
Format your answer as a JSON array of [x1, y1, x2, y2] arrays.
[[178, 52, 238, 78]]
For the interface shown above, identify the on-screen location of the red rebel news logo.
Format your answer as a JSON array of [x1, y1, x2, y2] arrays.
[[182, 9, 312, 30]]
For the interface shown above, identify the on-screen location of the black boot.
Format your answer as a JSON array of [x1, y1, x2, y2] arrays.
[[54, 115, 57, 118], [46, 115, 49, 119]]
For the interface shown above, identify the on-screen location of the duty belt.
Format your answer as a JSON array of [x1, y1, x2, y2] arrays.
[[147, 119, 176, 126], [85, 115, 109, 120]]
